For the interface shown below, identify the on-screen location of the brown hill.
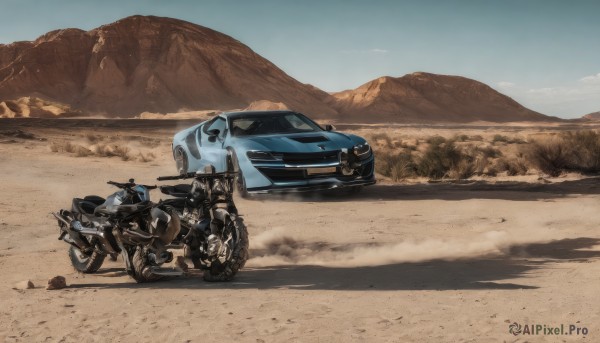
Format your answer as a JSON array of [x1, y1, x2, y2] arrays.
[[0, 15, 336, 117], [332, 72, 552, 122], [582, 111, 600, 121]]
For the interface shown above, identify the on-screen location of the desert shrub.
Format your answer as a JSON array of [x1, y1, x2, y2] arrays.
[[494, 157, 528, 176], [476, 146, 502, 159], [448, 159, 476, 179], [417, 139, 464, 179], [470, 135, 484, 141], [456, 134, 469, 142], [528, 137, 569, 176], [426, 135, 446, 146], [370, 132, 393, 147], [565, 131, 600, 172], [492, 134, 510, 143], [375, 151, 417, 181]]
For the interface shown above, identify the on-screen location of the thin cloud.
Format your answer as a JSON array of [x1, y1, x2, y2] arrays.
[[580, 72, 600, 84], [494, 74, 600, 117]]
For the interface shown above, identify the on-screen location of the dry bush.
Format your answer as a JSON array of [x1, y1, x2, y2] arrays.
[[462, 145, 502, 176], [566, 131, 600, 172], [528, 137, 569, 176], [447, 159, 475, 179], [492, 134, 510, 143], [528, 130, 600, 176], [370, 132, 393, 147], [375, 151, 416, 181], [455, 134, 469, 142], [417, 139, 464, 179], [494, 157, 529, 176]]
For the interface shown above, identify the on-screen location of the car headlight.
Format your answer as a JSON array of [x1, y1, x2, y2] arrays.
[[246, 151, 283, 161], [353, 143, 371, 157]]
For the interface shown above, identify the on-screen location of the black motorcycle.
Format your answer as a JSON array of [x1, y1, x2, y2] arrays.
[[52, 179, 182, 282], [157, 166, 249, 281]]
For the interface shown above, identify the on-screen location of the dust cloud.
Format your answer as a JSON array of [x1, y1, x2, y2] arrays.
[[249, 228, 555, 267]]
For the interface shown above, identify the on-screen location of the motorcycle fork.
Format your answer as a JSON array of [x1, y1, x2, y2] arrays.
[[113, 227, 135, 276]]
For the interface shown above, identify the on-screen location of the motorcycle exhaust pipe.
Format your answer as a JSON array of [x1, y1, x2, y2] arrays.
[[52, 212, 117, 255], [53, 212, 92, 251]]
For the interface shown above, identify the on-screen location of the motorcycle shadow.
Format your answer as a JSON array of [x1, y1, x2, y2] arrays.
[[67, 237, 600, 291]]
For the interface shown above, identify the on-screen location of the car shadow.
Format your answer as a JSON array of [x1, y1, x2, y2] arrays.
[[69, 237, 600, 291], [246, 177, 600, 203]]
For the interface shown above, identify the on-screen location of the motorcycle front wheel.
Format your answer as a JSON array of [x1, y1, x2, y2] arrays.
[[203, 217, 249, 282], [68, 245, 105, 273], [131, 247, 163, 283]]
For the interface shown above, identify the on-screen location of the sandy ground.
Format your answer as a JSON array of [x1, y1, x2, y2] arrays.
[[1, 120, 599, 342]]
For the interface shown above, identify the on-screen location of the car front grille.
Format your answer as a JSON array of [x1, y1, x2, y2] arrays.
[[282, 151, 339, 165], [257, 168, 309, 181]]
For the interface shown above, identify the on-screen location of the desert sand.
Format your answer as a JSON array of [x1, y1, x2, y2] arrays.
[[1, 119, 599, 342]]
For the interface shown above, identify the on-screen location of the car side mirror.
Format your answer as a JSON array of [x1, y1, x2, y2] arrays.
[[325, 124, 335, 131], [207, 129, 220, 142]]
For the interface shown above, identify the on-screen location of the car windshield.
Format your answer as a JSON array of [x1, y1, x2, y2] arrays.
[[230, 113, 322, 136]]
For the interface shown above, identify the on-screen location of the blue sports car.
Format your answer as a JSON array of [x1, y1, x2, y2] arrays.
[[170, 110, 375, 194]]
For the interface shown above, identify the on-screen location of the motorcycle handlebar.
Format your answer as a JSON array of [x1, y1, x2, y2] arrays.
[[107, 181, 157, 190]]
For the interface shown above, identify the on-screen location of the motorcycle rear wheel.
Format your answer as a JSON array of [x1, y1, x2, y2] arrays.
[[68, 245, 105, 273], [203, 217, 249, 282]]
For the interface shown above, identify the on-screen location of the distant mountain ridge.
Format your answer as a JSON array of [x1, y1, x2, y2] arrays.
[[332, 73, 549, 122], [0, 15, 335, 117], [582, 111, 600, 121], [0, 15, 557, 122]]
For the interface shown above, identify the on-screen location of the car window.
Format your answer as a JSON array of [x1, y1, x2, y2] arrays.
[[203, 117, 226, 137], [285, 114, 313, 130], [231, 113, 322, 136]]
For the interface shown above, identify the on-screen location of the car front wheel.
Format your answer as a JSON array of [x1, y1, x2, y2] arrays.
[[174, 146, 188, 175]]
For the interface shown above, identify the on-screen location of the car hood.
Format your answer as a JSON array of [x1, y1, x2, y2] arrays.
[[231, 131, 363, 153]]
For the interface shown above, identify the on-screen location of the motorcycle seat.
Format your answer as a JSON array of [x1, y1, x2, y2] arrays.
[[94, 202, 147, 217], [72, 196, 105, 215], [160, 184, 191, 198]]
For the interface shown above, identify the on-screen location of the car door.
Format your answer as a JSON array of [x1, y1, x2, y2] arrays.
[[198, 116, 229, 172]]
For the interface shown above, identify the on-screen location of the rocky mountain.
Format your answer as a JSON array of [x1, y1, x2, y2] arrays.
[[332, 73, 550, 122], [0, 15, 336, 117], [0, 16, 558, 122], [582, 111, 600, 121]]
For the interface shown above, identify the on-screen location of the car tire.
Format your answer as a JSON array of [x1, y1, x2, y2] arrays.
[[227, 150, 249, 198], [174, 146, 188, 175]]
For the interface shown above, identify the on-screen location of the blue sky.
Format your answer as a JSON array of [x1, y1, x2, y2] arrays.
[[1, 0, 599, 118]]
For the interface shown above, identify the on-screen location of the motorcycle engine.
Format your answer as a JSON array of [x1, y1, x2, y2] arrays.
[[150, 207, 181, 244]]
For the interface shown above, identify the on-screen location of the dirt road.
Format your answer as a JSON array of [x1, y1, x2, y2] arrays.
[[1, 123, 599, 342]]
